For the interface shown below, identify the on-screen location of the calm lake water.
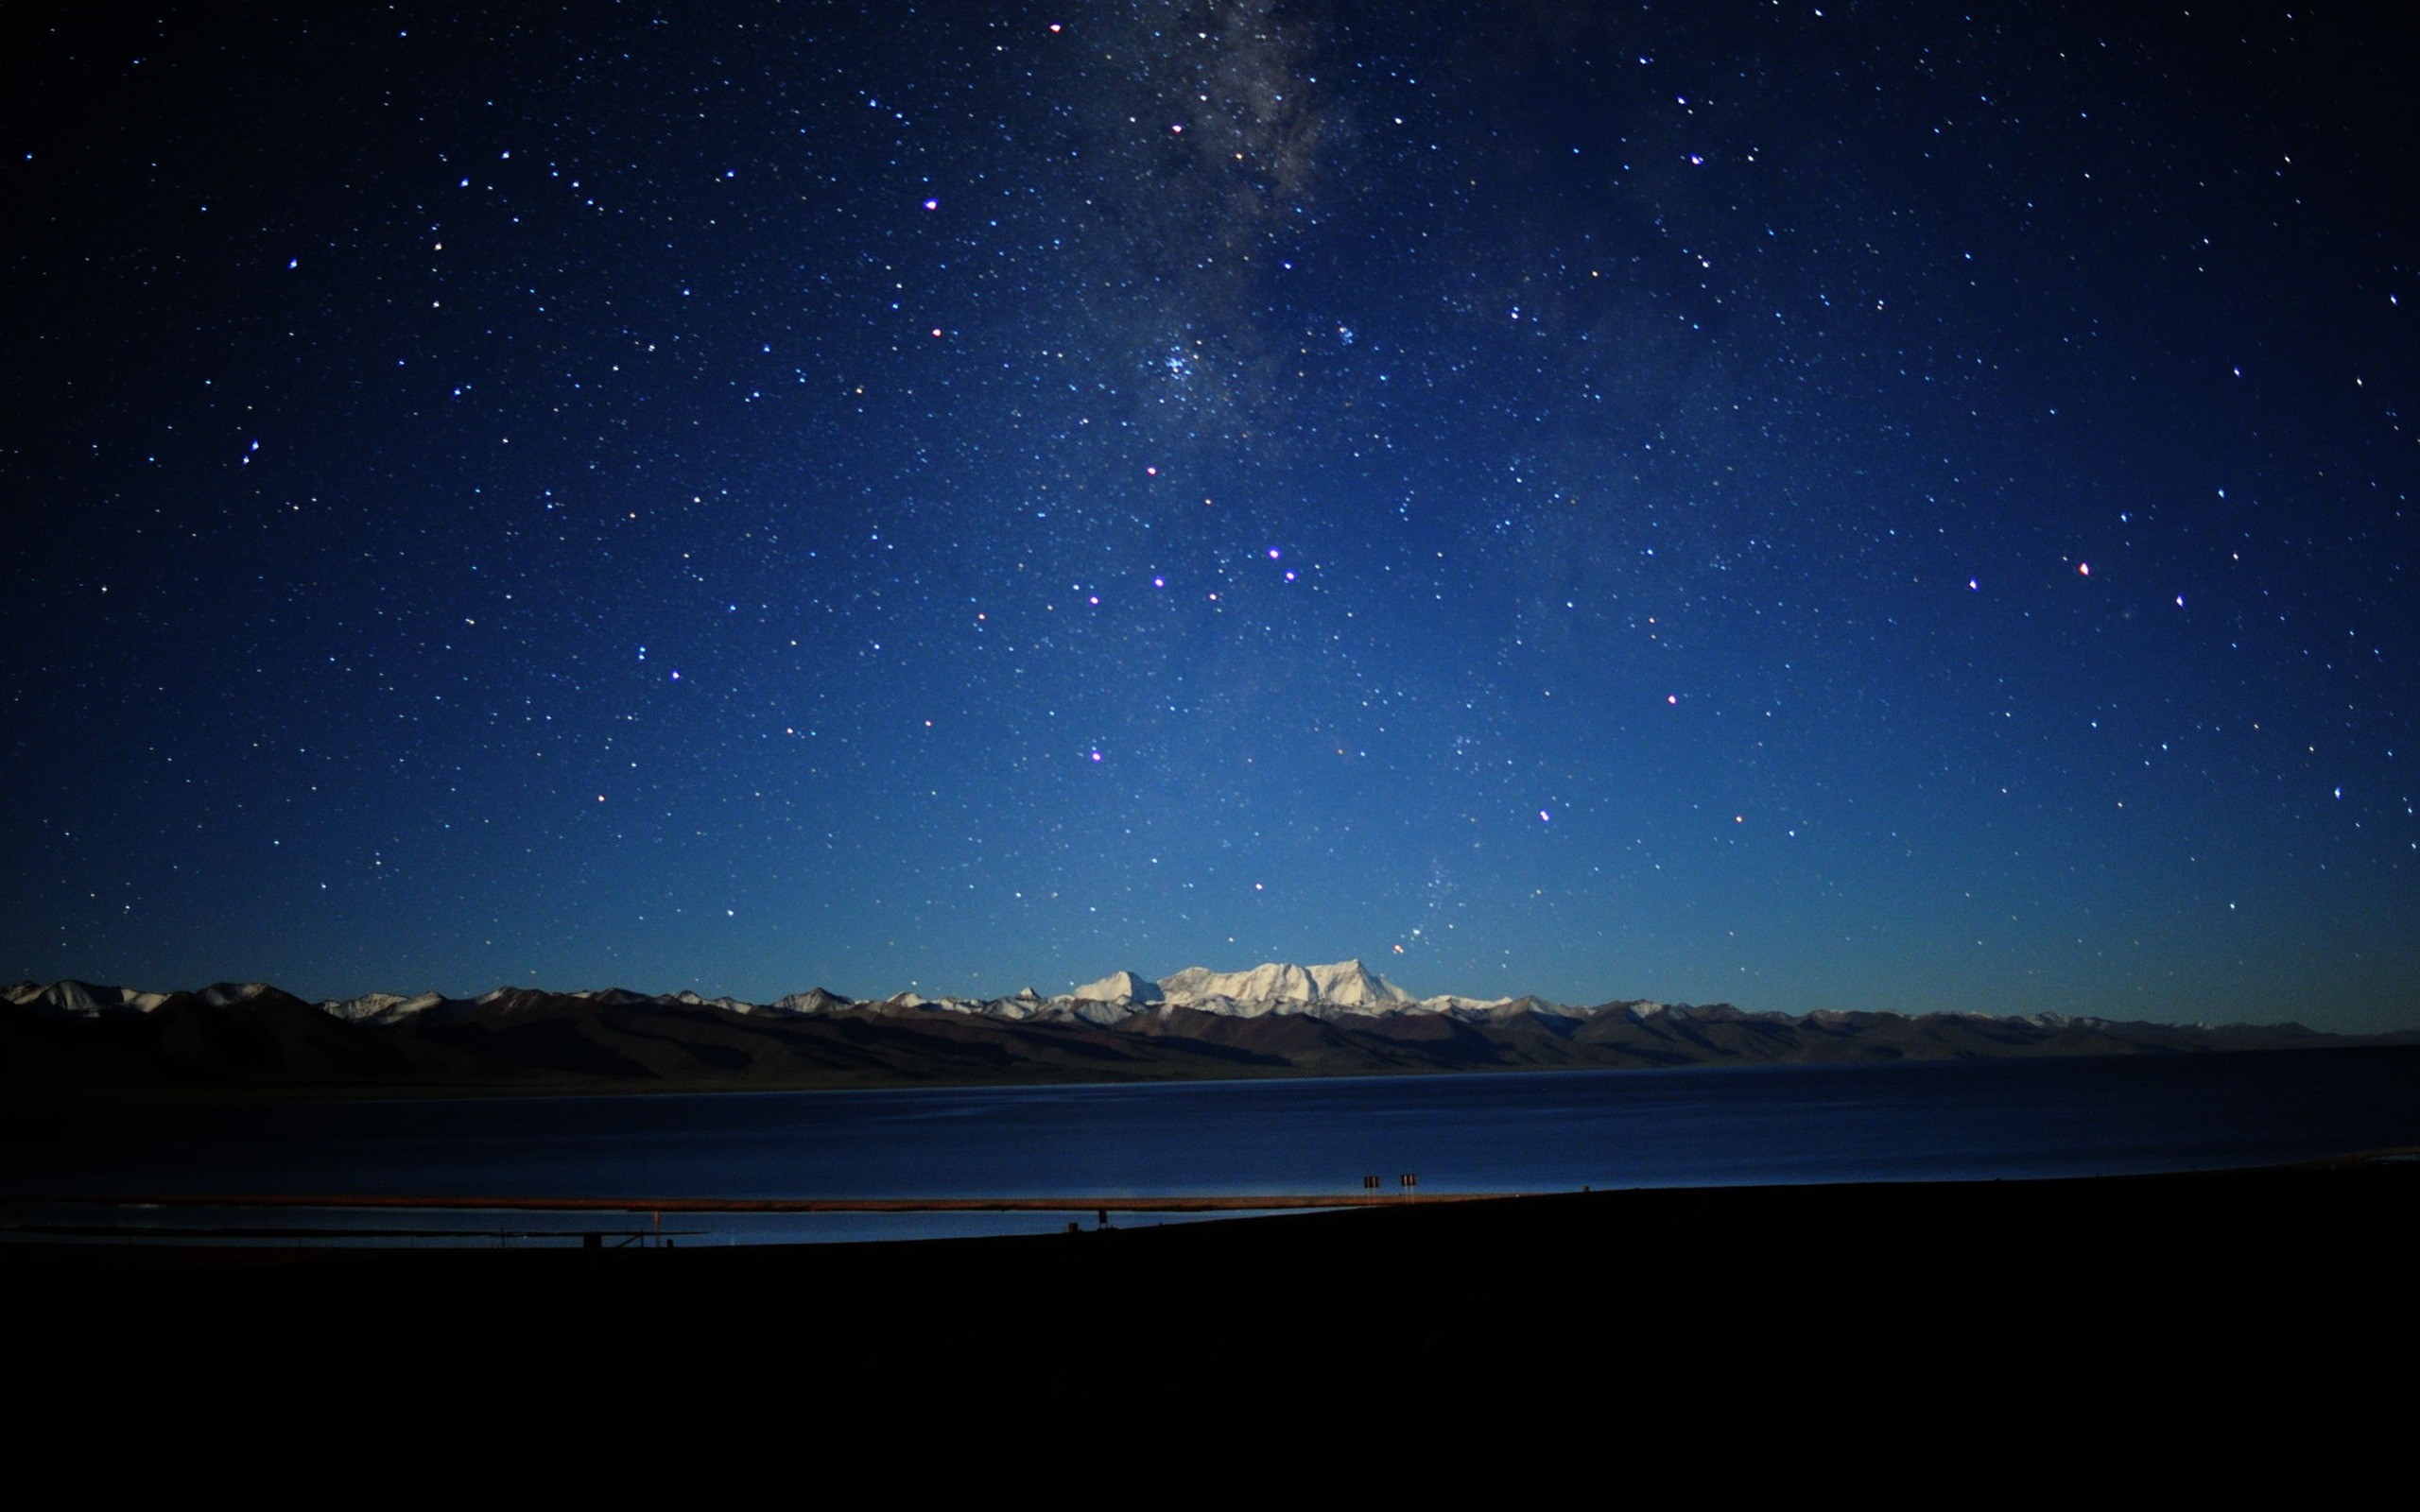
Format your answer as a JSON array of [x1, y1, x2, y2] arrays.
[[8, 1049, 2416, 1246]]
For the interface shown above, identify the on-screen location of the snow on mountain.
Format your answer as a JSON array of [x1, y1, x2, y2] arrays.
[[1156, 959, 1412, 1009], [1413, 994, 1518, 1016], [1420, 994, 1582, 1023], [6, 980, 171, 1015], [196, 982, 281, 1007], [7, 975, 2354, 1060], [1307, 959, 1416, 1005], [5, 962, 1503, 1028], [9, 963, 1443, 1025], [1071, 970, 1164, 1004], [1159, 962, 1305, 1005], [320, 990, 445, 1024], [771, 987, 855, 1016]]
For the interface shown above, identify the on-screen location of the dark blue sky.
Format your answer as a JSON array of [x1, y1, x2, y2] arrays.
[[8, 2, 2416, 1029]]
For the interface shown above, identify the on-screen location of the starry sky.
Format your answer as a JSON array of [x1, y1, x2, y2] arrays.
[[7, 2, 2416, 1029]]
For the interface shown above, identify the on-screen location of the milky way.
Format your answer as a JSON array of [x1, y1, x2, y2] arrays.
[[7, 3, 2415, 1028]]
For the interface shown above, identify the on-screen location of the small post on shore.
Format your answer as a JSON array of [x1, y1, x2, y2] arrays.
[[1400, 1173, 1419, 1200]]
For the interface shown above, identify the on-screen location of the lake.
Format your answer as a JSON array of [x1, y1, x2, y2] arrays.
[[7, 1048, 2415, 1246]]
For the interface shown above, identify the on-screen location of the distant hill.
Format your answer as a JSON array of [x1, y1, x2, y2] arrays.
[[5, 964, 2410, 1100]]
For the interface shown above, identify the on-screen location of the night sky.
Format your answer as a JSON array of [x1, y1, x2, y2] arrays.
[[8, 3, 2416, 1030]]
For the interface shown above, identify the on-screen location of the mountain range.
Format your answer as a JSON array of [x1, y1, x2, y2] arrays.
[[6, 961, 2410, 1099]]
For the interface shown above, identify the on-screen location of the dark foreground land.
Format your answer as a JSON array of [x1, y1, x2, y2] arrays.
[[10, 1159, 2413, 1441]]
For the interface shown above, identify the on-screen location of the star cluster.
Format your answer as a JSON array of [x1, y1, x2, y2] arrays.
[[6, 2, 2414, 1028]]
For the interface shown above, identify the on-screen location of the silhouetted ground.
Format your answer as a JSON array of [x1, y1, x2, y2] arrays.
[[9, 1159, 2412, 1448]]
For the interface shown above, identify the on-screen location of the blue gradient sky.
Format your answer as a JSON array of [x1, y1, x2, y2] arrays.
[[7, 3, 2415, 1029]]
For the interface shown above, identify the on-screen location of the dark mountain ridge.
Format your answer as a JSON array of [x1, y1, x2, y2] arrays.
[[4, 976, 2407, 1100]]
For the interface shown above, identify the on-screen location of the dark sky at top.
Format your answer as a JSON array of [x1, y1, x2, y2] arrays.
[[7, 2, 2416, 1028]]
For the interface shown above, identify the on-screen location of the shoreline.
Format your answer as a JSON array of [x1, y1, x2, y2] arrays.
[[11, 1140, 2416, 1227], [12, 1159, 2412, 1420]]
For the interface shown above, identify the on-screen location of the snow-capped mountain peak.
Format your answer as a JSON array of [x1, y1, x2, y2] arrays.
[[1071, 969, 1164, 1004], [1154, 959, 1413, 1007]]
